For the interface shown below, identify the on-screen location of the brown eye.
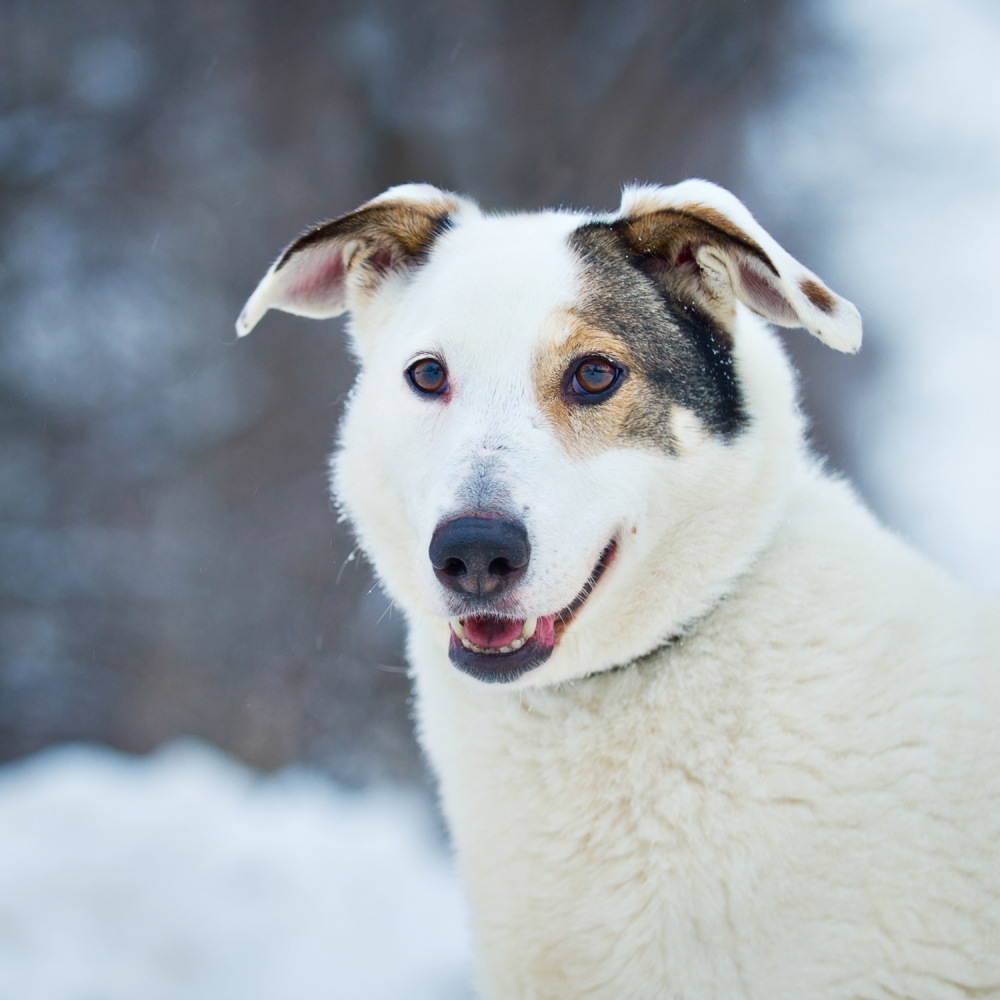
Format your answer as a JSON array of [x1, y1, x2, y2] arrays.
[[570, 357, 621, 398], [407, 357, 448, 395]]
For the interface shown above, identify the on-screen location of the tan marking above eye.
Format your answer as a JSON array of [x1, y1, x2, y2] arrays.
[[533, 312, 643, 459]]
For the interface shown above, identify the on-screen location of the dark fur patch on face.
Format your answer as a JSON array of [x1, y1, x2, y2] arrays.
[[568, 222, 748, 449], [799, 277, 835, 315]]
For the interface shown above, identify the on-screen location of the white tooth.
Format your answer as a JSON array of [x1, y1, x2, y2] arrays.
[[450, 617, 466, 640], [511, 638, 524, 650], [472, 644, 485, 653], [522, 617, 537, 639], [462, 638, 474, 651], [499, 645, 512, 654]]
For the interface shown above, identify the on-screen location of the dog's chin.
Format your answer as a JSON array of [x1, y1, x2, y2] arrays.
[[446, 540, 617, 684]]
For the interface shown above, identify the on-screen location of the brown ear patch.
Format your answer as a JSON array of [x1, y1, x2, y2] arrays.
[[799, 277, 836, 315], [275, 198, 459, 277], [605, 207, 790, 333], [613, 206, 778, 277]]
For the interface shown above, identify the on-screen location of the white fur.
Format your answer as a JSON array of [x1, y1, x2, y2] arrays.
[[239, 182, 1000, 998]]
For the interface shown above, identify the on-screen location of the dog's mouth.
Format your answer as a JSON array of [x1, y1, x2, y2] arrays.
[[447, 540, 617, 683]]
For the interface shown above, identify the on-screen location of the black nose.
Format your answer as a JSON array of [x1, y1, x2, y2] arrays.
[[429, 516, 531, 598]]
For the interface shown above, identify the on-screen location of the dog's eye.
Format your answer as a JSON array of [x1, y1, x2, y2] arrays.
[[408, 357, 448, 395], [569, 357, 622, 398]]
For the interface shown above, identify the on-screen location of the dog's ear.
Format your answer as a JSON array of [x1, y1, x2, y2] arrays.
[[612, 181, 861, 352], [236, 184, 478, 337]]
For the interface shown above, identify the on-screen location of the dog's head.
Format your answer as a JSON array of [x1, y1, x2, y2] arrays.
[[238, 181, 860, 687]]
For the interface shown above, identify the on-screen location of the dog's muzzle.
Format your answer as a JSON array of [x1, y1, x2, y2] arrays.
[[442, 540, 618, 684]]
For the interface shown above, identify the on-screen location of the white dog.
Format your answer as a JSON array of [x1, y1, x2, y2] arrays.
[[237, 180, 1000, 999]]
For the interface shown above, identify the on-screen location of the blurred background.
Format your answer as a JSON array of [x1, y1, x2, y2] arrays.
[[2, 0, 999, 787], [0, 0, 798, 784], [0, 0, 998, 990]]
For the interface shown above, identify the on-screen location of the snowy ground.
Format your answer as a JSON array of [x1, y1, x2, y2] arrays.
[[0, 742, 472, 1000], [750, 0, 1000, 591]]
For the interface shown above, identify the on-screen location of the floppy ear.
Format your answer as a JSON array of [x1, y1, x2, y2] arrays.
[[236, 184, 478, 337], [612, 180, 861, 352]]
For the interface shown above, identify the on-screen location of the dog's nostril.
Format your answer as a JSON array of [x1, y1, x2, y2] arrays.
[[442, 557, 467, 578], [429, 515, 531, 598], [489, 557, 515, 577]]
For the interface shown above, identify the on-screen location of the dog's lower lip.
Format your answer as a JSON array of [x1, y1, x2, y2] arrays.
[[446, 541, 617, 682]]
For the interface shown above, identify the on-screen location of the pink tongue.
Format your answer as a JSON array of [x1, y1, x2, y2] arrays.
[[463, 616, 525, 649]]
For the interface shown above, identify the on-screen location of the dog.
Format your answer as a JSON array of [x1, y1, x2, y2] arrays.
[[237, 180, 1000, 999]]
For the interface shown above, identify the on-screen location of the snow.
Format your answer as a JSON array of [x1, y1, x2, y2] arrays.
[[0, 741, 473, 1000], [749, 0, 1000, 591]]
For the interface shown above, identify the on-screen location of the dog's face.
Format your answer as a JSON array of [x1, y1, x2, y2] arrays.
[[238, 182, 861, 687]]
